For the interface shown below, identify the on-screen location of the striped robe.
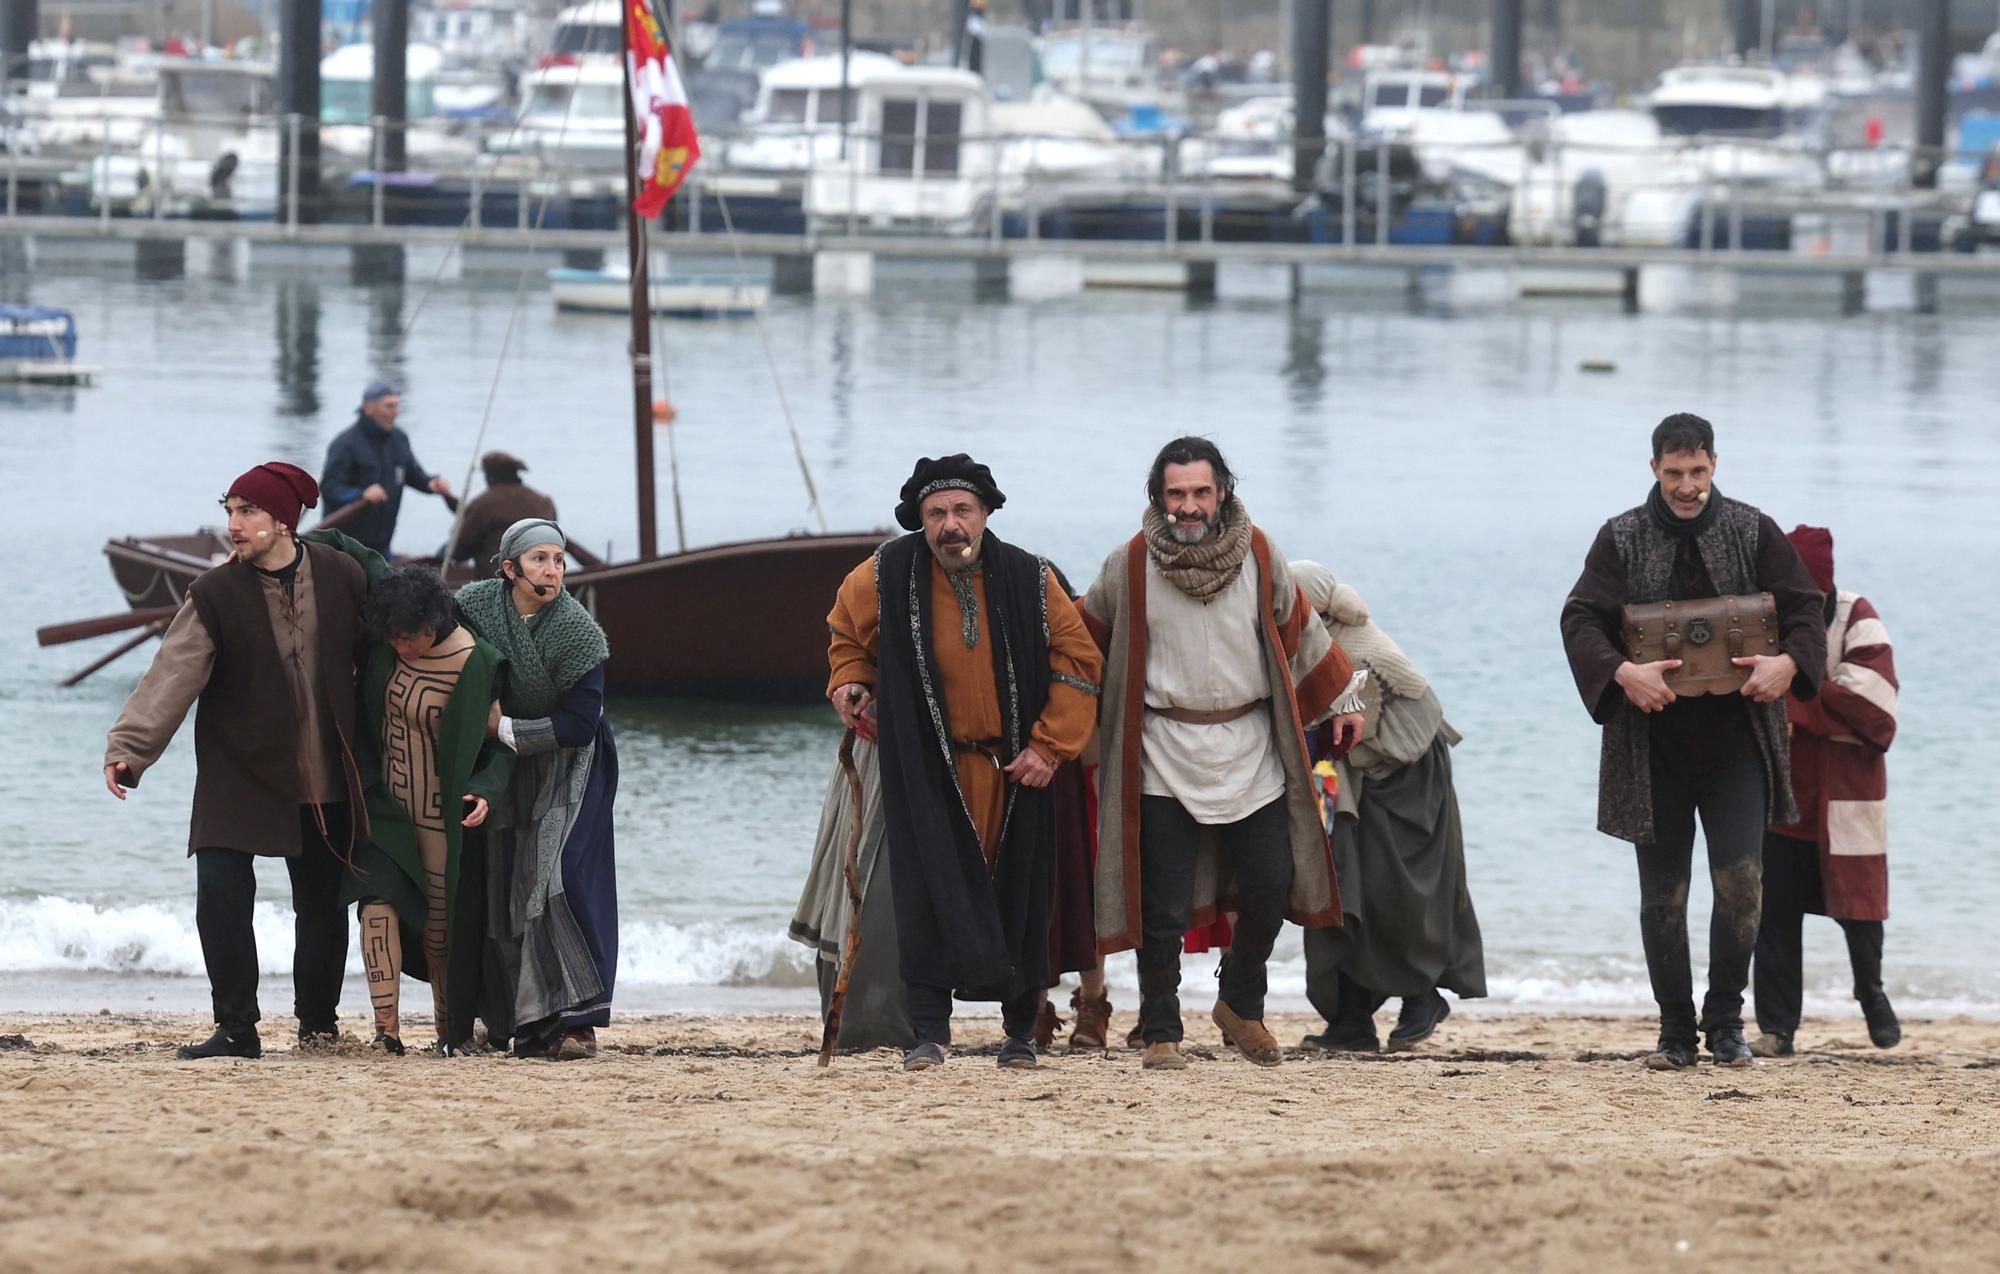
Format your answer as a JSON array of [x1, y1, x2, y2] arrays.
[[1771, 592, 1897, 921]]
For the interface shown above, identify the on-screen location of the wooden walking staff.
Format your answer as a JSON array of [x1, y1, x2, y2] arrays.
[[818, 727, 867, 1068]]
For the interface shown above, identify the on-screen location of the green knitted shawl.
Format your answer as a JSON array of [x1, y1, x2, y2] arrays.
[[456, 578, 610, 719]]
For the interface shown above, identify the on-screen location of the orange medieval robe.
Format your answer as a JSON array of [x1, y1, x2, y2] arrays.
[[828, 554, 1102, 865]]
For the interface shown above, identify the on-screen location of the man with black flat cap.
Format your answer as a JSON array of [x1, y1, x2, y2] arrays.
[[826, 455, 1103, 1072]]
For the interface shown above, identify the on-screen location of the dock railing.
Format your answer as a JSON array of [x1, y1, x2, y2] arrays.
[[1, 103, 1992, 261]]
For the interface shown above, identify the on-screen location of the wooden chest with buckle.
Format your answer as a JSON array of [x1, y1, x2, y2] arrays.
[[1619, 592, 1780, 697]]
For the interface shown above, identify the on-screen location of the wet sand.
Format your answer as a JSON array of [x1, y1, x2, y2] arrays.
[[2, 1009, 1996, 1272]]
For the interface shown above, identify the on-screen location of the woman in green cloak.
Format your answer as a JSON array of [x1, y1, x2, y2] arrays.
[[343, 564, 514, 1054]]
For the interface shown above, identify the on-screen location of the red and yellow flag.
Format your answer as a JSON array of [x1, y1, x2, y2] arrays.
[[626, 0, 700, 216]]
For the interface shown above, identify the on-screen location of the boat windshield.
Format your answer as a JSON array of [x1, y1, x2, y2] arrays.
[[1653, 104, 1784, 138], [553, 22, 621, 56], [161, 70, 275, 119], [764, 87, 852, 125], [523, 82, 624, 123], [708, 31, 805, 72], [322, 79, 438, 124], [1040, 37, 1145, 78]]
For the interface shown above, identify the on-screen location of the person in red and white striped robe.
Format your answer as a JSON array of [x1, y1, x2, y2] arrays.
[[1751, 525, 1900, 1056]]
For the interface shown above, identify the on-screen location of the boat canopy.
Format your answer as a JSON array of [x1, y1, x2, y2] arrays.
[[0, 306, 79, 362]]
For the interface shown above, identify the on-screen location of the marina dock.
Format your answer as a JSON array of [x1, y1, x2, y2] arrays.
[[9, 212, 2000, 314]]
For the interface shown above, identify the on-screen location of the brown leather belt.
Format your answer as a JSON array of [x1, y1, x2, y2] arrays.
[[1146, 700, 1267, 726], [952, 737, 1008, 769]]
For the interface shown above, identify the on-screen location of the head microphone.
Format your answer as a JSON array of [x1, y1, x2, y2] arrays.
[[507, 564, 553, 597]]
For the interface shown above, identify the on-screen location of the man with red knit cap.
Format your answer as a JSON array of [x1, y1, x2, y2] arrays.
[[1750, 525, 1902, 1056], [103, 462, 374, 1060]]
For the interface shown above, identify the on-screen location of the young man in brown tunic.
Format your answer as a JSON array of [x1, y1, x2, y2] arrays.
[[103, 462, 371, 1060]]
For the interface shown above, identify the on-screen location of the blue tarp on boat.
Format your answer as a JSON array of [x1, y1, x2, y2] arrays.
[[0, 305, 78, 362]]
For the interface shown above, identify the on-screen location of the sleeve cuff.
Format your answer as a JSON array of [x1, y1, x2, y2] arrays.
[[512, 716, 558, 755], [1332, 669, 1370, 716]]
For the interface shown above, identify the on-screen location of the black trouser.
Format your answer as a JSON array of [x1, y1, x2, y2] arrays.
[[1137, 795, 1294, 1044], [904, 982, 1041, 1048], [1753, 831, 1887, 1037], [194, 804, 352, 1036], [1633, 760, 1766, 1040]]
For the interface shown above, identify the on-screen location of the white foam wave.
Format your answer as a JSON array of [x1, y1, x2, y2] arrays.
[[620, 919, 817, 988], [2, 897, 1993, 1018], [0, 896, 819, 989]]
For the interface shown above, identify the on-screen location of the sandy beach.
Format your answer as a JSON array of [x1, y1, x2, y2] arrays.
[[1, 1009, 1996, 1272]]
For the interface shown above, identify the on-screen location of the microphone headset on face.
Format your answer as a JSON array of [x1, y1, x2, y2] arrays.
[[504, 559, 553, 597]]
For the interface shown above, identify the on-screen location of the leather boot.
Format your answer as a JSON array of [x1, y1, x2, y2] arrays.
[[1212, 1001, 1282, 1067], [1861, 995, 1901, 1050], [1033, 998, 1064, 1051], [1140, 1041, 1186, 1071], [1385, 990, 1451, 1053], [1068, 988, 1113, 1052], [1706, 1026, 1754, 1069], [177, 1027, 261, 1061]]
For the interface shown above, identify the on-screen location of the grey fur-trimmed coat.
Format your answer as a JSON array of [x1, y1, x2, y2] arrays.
[[1560, 494, 1826, 844]]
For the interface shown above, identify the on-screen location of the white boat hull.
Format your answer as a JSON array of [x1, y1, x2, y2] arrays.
[[548, 270, 768, 317]]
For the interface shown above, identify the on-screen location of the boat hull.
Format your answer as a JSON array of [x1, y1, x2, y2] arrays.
[[568, 531, 886, 698], [98, 529, 887, 701], [548, 268, 770, 318]]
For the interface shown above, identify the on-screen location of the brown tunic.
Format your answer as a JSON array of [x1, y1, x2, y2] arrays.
[[453, 481, 559, 568], [828, 556, 1101, 862], [104, 541, 367, 856]]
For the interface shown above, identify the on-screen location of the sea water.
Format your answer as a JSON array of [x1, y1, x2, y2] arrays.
[[3, 260, 1996, 1020]]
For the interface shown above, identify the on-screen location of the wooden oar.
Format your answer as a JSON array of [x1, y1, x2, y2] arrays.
[[312, 498, 370, 534], [59, 619, 170, 687], [818, 727, 867, 1068], [312, 492, 450, 536], [37, 605, 179, 648]]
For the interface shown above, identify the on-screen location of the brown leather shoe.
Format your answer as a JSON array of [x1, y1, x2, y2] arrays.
[[1125, 1020, 1145, 1049], [1141, 1041, 1187, 1070], [1068, 988, 1113, 1052], [555, 1027, 598, 1060], [1212, 1002, 1282, 1067], [1034, 998, 1065, 1051]]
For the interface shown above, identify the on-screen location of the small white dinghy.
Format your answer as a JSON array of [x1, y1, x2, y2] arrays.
[[547, 266, 769, 318], [0, 305, 100, 385]]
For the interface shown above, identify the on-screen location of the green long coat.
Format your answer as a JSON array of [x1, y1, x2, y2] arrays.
[[342, 634, 514, 1046]]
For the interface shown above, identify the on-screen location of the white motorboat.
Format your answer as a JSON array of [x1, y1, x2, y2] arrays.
[[1035, 24, 1184, 124], [547, 266, 768, 317], [488, 59, 625, 176], [802, 63, 1148, 234], [319, 42, 494, 168]]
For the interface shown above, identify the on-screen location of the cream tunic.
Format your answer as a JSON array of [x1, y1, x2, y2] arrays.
[[1138, 553, 1285, 824]]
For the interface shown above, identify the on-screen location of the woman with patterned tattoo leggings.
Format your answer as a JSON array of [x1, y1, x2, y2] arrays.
[[342, 564, 513, 1055]]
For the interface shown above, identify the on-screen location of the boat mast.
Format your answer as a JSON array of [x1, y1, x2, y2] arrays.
[[622, 3, 660, 561]]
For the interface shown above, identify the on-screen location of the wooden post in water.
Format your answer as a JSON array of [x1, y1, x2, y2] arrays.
[[278, 0, 323, 224], [623, 3, 660, 562], [1914, 0, 1951, 190], [0, 0, 36, 91], [1731, 0, 1761, 60], [1292, 0, 1329, 194], [1491, 0, 1523, 102], [372, 0, 409, 173]]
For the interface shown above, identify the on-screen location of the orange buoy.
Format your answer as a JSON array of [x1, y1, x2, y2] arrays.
[[652, 400, 677, 424]]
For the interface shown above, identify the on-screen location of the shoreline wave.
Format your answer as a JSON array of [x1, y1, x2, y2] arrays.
[[5, 895, 1995, 1019]]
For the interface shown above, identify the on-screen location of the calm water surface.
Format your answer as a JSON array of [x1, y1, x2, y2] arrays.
[[3, 257, 1996, 1019]]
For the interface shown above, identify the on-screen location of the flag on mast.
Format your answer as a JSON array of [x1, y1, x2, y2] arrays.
[[627, 0, 700, 216]]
